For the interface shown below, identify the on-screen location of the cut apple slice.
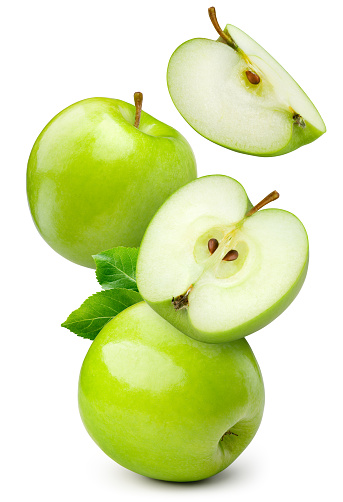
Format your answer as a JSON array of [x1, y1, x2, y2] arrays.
[[136, 175, 309, 343], [167, 7, 325, 156]]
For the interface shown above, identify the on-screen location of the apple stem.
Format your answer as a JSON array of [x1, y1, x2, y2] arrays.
[[208, 7, 237, 50], [246, 190, 280, 217], [134, 92, 143, 128]]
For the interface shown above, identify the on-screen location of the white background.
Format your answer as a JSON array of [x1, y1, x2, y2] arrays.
[[2, 0, 342, 500]]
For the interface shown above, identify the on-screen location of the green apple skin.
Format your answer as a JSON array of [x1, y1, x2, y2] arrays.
[[268, 120, 323, 157], [79, 302, 264, 482], [27, 98, 197, 268], [147, 244, 308, 344]]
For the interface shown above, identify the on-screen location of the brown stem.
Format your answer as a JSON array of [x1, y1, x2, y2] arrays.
[[208, 7, 237, 50], [246, 190, 280, 217], [134, 92, 143, 128]]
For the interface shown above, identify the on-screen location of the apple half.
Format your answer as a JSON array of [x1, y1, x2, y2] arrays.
[[167, 7, 326, 156], [137, 176, 309, 343]]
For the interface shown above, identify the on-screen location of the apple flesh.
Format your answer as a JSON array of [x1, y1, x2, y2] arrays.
[[79, 301, 264, 482], [167, 8, 325, 156], [137, 175, 309, 343], [27, 97, 197, 268]]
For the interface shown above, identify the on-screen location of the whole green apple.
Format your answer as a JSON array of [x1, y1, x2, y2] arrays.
[[79, 302, 264, 482], [27, 94, 197, 268]]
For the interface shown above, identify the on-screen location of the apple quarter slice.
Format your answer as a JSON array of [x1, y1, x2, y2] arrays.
[[137, 175, 309, 343], [167, 7, 325, 156]]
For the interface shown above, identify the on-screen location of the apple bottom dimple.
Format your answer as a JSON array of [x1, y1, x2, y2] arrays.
[[78, 302, 264, 482]]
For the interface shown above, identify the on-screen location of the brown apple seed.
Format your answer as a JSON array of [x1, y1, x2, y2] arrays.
[[246, 70, 260, 85], [208, 238, 219, 254], [223, 249, 239, 261]]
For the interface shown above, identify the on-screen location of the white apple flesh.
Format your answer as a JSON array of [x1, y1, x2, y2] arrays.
[[137, 176, 309, 343], [167, 8, 325, 156]]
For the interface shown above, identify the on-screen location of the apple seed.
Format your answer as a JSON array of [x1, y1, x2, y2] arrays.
[[223, 250, 239, 262], [246, 70, 260, 85], [208, 238, 219, 254]]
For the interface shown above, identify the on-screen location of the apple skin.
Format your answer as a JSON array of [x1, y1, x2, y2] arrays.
[[146, 217, 309, 344], [27, 98, 197, 268], [78, 302, 264, 482], [269, 120, 323, 157]]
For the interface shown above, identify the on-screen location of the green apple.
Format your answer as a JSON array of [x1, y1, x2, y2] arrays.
[[137, 175, 309, 343], [27, 93, 197, 268], [79, 301, 264, 482], [167, 7, 326, 156]]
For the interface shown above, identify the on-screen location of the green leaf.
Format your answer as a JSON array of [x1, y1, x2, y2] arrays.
[[93, 247, 139, 291], [61, 289, 142, 340]]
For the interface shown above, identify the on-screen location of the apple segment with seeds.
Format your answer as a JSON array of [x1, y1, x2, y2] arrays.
[[167, 6, 326, 156], [136, 175, 309, 343]]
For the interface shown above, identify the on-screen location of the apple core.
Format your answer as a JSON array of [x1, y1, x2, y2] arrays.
[[175, 189, 280, 307]]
